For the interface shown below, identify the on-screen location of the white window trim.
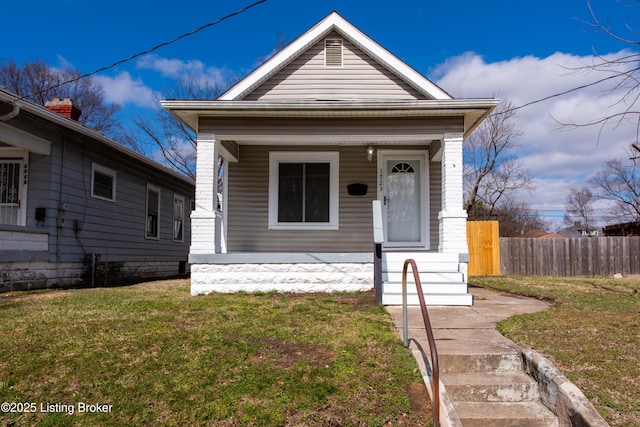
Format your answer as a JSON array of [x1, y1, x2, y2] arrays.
[[146, 184, 161, 240], [173, 194, 185, 242], [91, 163, 117, 202], [268, 151, 339, 230]]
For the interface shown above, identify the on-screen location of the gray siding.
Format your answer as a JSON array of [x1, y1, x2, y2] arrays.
[[227, 145, 376, 252], [25, 132, 193, 266], [227, 145, 442, 252], [243, 31, 427, 101]]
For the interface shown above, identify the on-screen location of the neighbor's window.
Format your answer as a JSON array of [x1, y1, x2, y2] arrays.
[[91, 163, 116, 202], [146, 184, 160, 239], [0, 160, 22, 225], [173, 195, 184, 242], [268, 152, 339, 230]]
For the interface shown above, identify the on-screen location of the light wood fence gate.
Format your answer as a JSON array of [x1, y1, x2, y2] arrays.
[[467, 221, 500, 276]]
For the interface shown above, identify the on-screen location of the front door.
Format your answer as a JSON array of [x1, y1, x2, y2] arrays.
[[380, 153, 427, 248]]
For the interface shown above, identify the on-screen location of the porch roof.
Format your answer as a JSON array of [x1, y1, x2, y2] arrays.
[[161, 98, 499, 140]]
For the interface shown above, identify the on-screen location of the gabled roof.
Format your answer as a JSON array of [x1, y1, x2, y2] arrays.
[[219, 11, 451, 101]]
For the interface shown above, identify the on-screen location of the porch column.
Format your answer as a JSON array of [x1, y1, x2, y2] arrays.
[[190, 132, 219, 255], [439, 132, 468, 254]]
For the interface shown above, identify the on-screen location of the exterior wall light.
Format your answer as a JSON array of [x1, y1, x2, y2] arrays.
[[367, 145, 374, 161]]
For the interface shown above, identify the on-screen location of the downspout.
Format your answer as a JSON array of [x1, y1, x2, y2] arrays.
[[56, 132, 66, 287], [0, 101, 21, 121]]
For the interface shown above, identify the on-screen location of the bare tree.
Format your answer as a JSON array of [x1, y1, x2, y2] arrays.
[[126, 71, 235, 181], [0, 59, 121, 136], [590, 157, 640, 221], [464, 100, 534, 218], [499, 198, 552, 237], [468, 196, 551, 236], [128, 35, 286, 179], [564, 186, 597, 228], [557, 1, 640, 159]]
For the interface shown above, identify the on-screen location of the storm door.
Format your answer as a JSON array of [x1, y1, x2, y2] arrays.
[[381, 154, 427, 248]]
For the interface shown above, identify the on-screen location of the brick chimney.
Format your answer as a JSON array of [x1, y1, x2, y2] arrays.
[[44, 98, 82, 121]]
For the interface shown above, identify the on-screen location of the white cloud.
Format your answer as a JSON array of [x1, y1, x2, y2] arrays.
[[136, 54, 231, 85], [137, 54, 206, 78], [55, 55, 74, 71], [432, 50, 638, 226], [94, 71, 158, 108]]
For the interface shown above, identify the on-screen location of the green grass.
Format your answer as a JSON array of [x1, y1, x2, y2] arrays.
[[0, 281, 430, 426], [470, 276, 640, 427]]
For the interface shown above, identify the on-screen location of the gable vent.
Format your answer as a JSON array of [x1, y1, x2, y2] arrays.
[[325, 38, 343, 67]]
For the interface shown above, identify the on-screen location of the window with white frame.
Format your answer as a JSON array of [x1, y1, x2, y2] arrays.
[[146, 184, 160, 239], [91, 163, 116, 202], [173, 195, 184, 242], [268, 152, 339, 230]]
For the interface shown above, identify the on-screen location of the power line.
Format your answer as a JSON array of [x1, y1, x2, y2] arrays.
[[488, 72, 624, 118], [24, 0, 267, 100]]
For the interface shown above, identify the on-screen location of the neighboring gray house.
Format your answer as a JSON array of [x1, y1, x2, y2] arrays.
[[163, 12, 498, 305], [558, 221, 600, 238], [0, 88, 195, 291]]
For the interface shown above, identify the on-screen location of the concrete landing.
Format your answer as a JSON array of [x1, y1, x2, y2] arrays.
[[387, 286, 609, 427]]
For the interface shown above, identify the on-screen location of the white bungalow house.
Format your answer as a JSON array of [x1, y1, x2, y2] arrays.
[[162, 12, 498, 305]]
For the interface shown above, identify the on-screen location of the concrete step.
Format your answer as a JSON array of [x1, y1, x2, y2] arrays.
[[454, 401, 559, 427], [438, 351, 524, 374], [382, 292, 472, 306], [382, 252, 463, 273], [383, 251, 460, 265], [442, 371, 541, 402], [383, 281, 468, 295], [382, 271, 464, 283]]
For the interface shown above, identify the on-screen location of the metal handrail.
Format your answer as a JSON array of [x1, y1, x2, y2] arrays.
[[402, 258, 440, 427]]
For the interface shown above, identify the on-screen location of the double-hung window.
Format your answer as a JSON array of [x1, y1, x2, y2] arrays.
[[91, 163, 116, 202], [146, 184, 160, 239], [268, 152, 339, 230], [173, 195, 184, 242]]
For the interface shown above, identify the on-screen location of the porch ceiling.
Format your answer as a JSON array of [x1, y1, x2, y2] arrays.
[[161, 99, 500, 140]]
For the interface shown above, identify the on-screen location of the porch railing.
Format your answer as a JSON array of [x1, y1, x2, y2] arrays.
[[402, 258, 440, 427]]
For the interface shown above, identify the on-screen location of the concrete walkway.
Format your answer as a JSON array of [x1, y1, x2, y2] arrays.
[[387, 286, 609, 427]]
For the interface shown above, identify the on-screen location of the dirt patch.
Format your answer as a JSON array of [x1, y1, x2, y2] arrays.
[[334, 290, 377, 310], [249, 337, 433, 426], [250, 338, 336, 368]]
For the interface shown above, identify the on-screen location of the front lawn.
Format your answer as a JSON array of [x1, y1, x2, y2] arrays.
[[0, 281, 431, 426], [471, 276, 640, 427]]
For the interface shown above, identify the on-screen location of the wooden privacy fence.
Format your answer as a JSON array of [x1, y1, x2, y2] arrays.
[[467, 221, 500, 276], [500, 237, 640, 277]]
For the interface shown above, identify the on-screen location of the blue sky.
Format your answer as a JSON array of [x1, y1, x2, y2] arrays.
[[3, 0, 639, 229]]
